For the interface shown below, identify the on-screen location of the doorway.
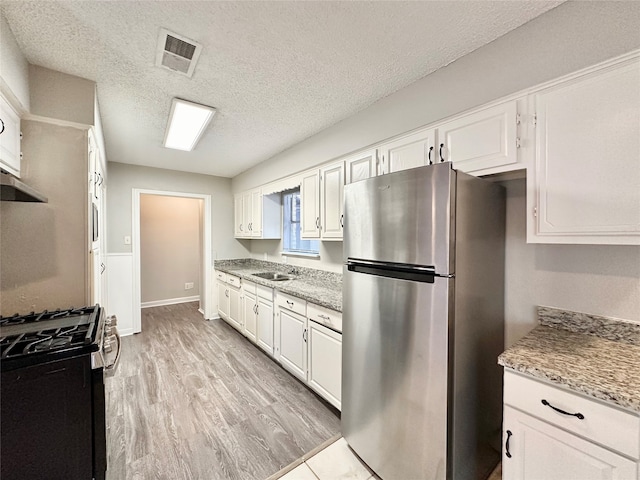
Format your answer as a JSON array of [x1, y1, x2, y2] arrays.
[[132, 189, 213, 333]]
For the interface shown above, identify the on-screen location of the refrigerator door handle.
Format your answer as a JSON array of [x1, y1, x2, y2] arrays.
[[346, 258, 442, 283]]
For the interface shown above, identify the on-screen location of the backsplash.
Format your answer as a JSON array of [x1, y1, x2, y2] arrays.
[[538, 306, 640, 347]]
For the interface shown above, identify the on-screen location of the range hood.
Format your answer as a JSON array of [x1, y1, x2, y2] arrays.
[[1, 173, 48, 202]]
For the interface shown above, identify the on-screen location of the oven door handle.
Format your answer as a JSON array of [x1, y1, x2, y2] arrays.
[[105, 330, 122, 372]]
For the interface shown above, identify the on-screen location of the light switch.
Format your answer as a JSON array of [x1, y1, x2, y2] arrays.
[[124, 235, 131, 245]]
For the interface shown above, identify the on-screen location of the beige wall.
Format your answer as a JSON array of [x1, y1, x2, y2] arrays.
[[29, 65, 96, 126], [1, 121, 87, 315], [106, 162, 248, 262], [140, 195, 202, 303], [0, 11, 30, 111], [234, 2, 640, 342]]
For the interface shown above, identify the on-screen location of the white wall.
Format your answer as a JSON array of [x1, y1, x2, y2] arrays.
[[0, 11, 30, 111], [502, 179, 639, 346], [249, 239, 344, 273], [230, 1, 640, 342], [140, 195, 202, 303], [106, 162, 248, 262]]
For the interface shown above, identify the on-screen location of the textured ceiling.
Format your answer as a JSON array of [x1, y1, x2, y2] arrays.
[[1, 1, 562, 178]]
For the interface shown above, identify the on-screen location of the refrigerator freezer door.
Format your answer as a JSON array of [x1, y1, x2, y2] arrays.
[[342, 268, 451, 480], [343, 163, 455, 275]]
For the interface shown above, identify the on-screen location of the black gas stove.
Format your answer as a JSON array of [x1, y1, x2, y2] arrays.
[[0, 306, 102, 370], [0, 305, 119, 480]]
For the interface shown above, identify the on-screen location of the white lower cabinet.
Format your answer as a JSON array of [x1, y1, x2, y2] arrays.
[[278, 307, 308, 382], [227, 284, 242, 331], [502, 371, 640, 480], [307, 320, 342, 410], [503, 406, 637, 480], [256, 296, 274, 356], [242, 290, 257, 344], [217, 280, 230, 320]]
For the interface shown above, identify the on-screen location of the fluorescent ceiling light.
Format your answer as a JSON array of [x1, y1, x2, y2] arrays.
[[163, 98, 216, 151]]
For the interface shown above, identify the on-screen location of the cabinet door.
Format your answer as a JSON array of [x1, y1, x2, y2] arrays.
[[242, 291, 257, 343], [0, 93, 21, 177], [378, 128, 435, 174], [320, 161, 344, 240], [256, 298, 274, 356], [345, 149, 377, 184], [217, 281, 229, 320], [531, 58, 640, 244], [308, 321, 342, 409], [436, 100, 518, 173], [228, 285, 242, 331], [503, 406, 637, 480], [251, 189, 262, 237], [234, 194, 244, 237], [301, 170, 320, 239], [242, 191, 253, 237], [278, 308, 307, 381]]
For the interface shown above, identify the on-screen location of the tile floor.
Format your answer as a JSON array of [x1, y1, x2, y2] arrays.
[[277, 438, 377, 480], [272, 436, 503, 480]]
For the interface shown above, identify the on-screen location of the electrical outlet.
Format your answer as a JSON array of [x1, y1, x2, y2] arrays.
[[185, 282, 194, 290], [124, 235, 131, 245]]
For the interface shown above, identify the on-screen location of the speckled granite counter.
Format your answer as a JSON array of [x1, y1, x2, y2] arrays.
[[499, 306, 640, 413], [214, 259, 342, 312]]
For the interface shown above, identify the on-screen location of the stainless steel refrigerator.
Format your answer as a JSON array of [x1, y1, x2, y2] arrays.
[[342, 163, 505, 480]]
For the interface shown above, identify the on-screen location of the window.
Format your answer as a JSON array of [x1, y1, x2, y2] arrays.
[[282, 189, 319, 255]]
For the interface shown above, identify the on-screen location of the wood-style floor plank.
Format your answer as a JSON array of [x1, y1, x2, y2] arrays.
[[105, 302, 340, 479]]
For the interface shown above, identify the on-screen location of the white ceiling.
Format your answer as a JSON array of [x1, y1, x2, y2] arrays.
[[2, 1, 562, 178]]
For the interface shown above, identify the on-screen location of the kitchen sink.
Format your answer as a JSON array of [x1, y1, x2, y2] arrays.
[[252, 272, 292, 281]]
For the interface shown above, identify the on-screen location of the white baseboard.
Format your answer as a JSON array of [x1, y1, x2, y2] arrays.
[[141, 295, 200, 309]]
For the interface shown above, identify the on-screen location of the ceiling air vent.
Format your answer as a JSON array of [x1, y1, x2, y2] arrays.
[[155, 28, 202, 78]]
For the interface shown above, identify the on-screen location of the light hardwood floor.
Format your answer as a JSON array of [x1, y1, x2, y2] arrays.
[[105, 302, 340, 480]]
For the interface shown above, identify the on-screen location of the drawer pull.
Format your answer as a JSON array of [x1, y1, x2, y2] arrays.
[[541, 399, 585, 420], [318, 314, 330, 320], [505, 430, 513, 459], [286, 300, 294, 306]]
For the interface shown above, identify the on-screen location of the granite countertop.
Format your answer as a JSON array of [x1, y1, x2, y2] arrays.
[[214, 259, 342, 312], [499, 306, 640, 413]]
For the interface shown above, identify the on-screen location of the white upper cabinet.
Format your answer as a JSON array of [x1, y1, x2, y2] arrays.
[[301, 170, 321, 239], [234, 188, 281, 239], [250, 189, 262, 237], [378, 128, 435, 174], [0, 92, 21, 177], [345, 149, 378, 184], [242, 190, 253, 237], [234, 194, 244, 237], [437, 100, 519, 174], [320, 161, 344, 240], [528, 55, 640, 244]]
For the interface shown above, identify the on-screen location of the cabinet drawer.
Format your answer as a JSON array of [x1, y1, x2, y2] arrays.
[[226, 275, 241, 287], [243, 280, 257, 295], [307, 303, 342, 333], [276, 291, 306, 316], [256, 284, 273, 301], [215, 271, 226, 282], [504, 370, 640, 458]]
